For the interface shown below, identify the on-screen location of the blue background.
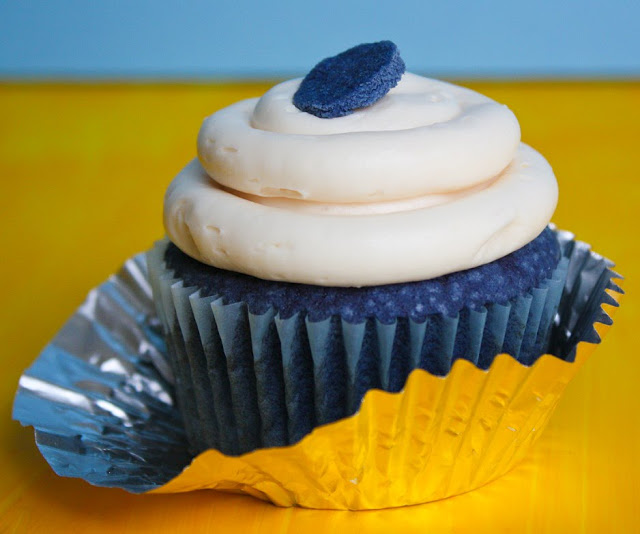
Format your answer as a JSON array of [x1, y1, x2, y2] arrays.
[[1, 0, 638, 79]]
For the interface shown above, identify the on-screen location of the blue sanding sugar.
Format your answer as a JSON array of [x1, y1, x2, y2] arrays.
[[164, 227, 560, 324], [292, 41, 405, 118]]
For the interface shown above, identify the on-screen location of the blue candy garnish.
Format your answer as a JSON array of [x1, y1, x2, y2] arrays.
[[293, 40, 406, 119]]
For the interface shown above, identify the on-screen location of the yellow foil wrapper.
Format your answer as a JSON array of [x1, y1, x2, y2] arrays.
[[150, 288, 621, 510]]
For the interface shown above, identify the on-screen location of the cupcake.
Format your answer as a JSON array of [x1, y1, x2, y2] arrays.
[[146, 41, 570, 458]]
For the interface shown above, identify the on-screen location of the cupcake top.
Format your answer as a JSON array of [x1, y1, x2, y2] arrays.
[[164, 42, 558, 287]]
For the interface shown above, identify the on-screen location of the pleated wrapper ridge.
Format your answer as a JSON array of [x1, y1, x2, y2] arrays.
[[13, 230, 623, 509], [146, 234, 570, 456]]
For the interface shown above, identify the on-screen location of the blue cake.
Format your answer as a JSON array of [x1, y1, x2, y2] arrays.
[[164, 227, 559, 324], [149, 42, 568, 456]]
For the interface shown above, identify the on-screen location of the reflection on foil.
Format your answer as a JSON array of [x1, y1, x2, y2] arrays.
[[12, 232, 622, 494], [550, 230, 622, 358], [13, 255, 190, 493]]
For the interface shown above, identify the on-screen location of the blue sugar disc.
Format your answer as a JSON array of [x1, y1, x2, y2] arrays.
[[293, 41, 406, 119]]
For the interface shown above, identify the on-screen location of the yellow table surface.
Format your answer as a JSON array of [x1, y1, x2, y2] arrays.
[[0, 80, 638, 533]]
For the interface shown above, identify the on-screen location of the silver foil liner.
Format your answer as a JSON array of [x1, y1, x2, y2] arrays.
[[13, 255, 191, 492], [12, 230, 622, 493]]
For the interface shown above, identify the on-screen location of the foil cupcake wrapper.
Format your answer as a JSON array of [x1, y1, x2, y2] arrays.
[[12, 230, 623, 508], [146, 235, 570, 455], [13, 255, 191, 491], [152, 339, 618, 509]]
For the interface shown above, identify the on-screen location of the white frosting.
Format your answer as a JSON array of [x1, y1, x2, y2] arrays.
[[251, 74, 463, 135], [165, 72, 558, 287], [165, 145, 557, 286], [197, 73, 521, 202], [228, 175, 501, 215]]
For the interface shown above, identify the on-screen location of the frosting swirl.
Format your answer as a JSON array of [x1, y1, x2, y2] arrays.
[[197, 73, 521, 202], [165, 73, 558, 287]]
